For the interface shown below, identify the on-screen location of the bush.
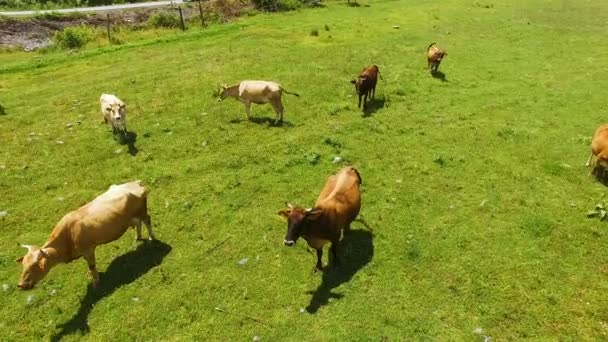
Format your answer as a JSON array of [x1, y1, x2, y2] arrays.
[[53, 25, 96, 49], [147, 12, 181, 28], [251, 0, 314, 11]]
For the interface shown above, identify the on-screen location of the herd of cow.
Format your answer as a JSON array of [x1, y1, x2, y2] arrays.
[[14, 43, 452, 290]]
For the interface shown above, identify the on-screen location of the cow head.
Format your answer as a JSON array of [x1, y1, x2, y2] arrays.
[[16, 244, 50, 290], [218, 84, 230, 101], [278, 203, 323, 246], [350, 77, 366, 93], [105, 102, 126, 122]]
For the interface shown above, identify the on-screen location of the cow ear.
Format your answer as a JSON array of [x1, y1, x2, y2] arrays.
[[277, 208, 292, 218], [350, 79, 356, 84], [15, 257, 23, 263], [305, 208, 323, 221]]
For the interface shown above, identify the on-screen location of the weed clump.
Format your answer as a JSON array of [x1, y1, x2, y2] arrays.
[[310, 28, 319, 36], [53, 25, 96, 50], [147, 12, 181, 28]]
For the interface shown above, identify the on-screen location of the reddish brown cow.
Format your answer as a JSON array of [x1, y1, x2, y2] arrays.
[[587, 124, 608, 168], [278, 166, 362, 272], [427, 43, 447, 72], [350, 65, 382, 109]]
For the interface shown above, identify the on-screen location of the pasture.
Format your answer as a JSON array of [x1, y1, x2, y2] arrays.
[[1, 0, 608, 340]]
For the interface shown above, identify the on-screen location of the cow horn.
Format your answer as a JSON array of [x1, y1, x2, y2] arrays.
[[19, 244, 35, 252], [285, 202, 294, 209]]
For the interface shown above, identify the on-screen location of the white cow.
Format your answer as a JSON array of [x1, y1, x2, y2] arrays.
[[100, 94, 127, 134], [219, 80, 299, 125]]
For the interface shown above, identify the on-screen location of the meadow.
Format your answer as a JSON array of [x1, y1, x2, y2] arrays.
[[1, 0, 608, 340]]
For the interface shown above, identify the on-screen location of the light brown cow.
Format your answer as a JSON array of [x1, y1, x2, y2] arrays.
[[16, 181, 155, 290], [219, 80, 299, 125], [587, 124, 608, 168], [427, 43, 447, 72], [278, 166, 362, 272]]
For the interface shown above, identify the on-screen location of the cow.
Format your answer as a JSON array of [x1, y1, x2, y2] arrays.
[[278, 166, 362, 272], [587, 124, 608, 168], [16, 181, 155, 290], [100, 94, 127, 135], [427, 43, 447, 72], [350, 65, 382, 109], [219, 80, 299, 125]]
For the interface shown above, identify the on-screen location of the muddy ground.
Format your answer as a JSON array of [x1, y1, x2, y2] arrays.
[[0, 0, 252, 51]]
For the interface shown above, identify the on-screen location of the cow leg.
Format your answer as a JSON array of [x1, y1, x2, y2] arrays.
[[143, 214, 156, 240], [330, 243, 340, 267], [363, 93, 368, 109], [357, 94, 362, 108], [272, 101, 284, 125], [83, 250, 99, 286], [244, 101, 252, 120], [135, 221, 143, 241], [314, 249, 323, 272], [586, 153, 594, 167]]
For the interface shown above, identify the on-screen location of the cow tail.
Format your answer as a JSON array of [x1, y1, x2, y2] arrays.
[[281, 87, 300, 97], [352, 167, 362, 185], [427, 42, 436, 51]]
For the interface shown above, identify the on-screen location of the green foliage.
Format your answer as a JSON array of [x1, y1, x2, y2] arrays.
[[52, 25, 96, 49], [251, 0, 310, 11], [146, 11, 181, 28]]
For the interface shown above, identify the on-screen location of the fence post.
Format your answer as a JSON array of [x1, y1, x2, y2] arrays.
[[198, 0, 206, 27], [106, 13, 111, 43], [178, 7, 186, 31]]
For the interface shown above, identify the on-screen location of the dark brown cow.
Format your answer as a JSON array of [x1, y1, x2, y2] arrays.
[[278, 166, 362, 272], [350, 65, 382, 109], [427, 43, 447, 72]]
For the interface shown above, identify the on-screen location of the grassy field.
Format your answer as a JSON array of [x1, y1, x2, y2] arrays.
[[1, 0, 608, 340]]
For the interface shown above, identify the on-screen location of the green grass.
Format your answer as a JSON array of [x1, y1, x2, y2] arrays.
[[1, 0, 608, 340]]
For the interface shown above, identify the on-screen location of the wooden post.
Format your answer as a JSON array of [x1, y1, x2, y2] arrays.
[[178, 7, 186, 31], [106, 13, 111, 43], [198, 0, 206, 27]]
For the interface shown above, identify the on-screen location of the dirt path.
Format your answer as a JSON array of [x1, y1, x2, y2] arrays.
[[0, 0, 185, 16]]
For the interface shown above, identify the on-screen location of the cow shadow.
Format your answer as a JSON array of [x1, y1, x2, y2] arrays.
[[0, 104, 6, 115], [115, 131, 138, 156], [51, 240, 172, 342], [229, 117, 294, 127], [363, 97, 385, 117], [592, 165, 608, 186], [305, 228, 374, 313], [346, 1, 369, 7], [431, 70, 448, 82]]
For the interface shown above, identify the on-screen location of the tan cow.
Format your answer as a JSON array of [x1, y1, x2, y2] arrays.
[[587, 124, 608, 168], [219, 80, 299, 125], [278, 166, 362, 272], [100, 94, 127, 135], [427, 43, 447, 72], [16, 181, 155, 290]]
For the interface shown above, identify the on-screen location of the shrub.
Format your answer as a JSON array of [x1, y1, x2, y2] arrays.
[[251, 0, 314, 11], [53, 25, 96, 49], [147, 12, 181, 28]]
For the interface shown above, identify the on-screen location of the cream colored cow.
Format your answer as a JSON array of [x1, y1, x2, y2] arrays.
[[219, 80, 299, 125]]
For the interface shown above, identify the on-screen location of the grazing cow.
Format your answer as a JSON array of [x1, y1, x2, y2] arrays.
[[427, 43, 447, 72], [350, 65, 382, 109], [278, 167, 362, 272], [219, 80, 299, 125], [100, 94, 127, 135], [587, 124, 608, 168], [16, 181, 155, 290]]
